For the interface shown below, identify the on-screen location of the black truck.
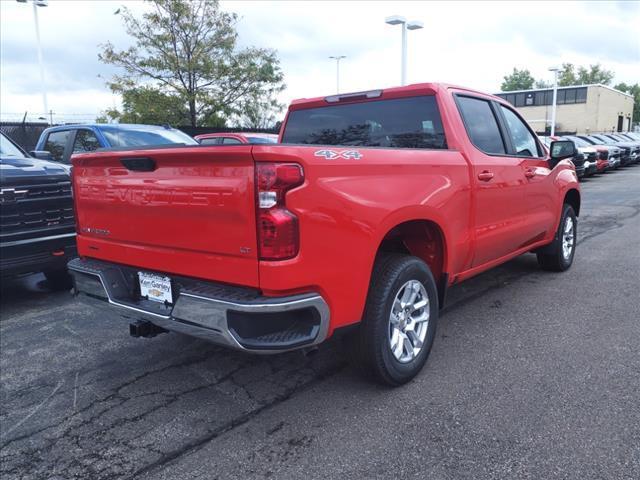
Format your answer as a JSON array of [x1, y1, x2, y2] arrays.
[[0, 132, 76, 288]]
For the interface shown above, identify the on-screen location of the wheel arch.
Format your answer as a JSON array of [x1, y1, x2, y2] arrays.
[[564, 188, 581, 216], [374, 219, 449, 308]]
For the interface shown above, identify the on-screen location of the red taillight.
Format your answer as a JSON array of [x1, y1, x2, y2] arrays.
[[255, 163, 303, 260]]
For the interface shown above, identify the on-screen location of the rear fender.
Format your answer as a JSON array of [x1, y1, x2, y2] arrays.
[[374, 206, 452, 277]]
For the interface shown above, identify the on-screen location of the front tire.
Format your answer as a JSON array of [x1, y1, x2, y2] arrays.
[[353, 254, 439, 386], [537, 204, 577, 272]]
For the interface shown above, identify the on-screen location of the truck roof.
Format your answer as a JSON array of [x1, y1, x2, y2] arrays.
[[288, 82, 506, 110]]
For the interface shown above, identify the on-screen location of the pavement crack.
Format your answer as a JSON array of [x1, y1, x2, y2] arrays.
[[126, 359, 347, 479]]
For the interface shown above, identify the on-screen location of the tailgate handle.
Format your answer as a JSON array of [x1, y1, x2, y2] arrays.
[[120, 157, 156, 172]]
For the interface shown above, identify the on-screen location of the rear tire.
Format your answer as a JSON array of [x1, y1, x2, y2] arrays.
[[352, 254, 439, 386], [44, 269, 73, 290], [537, 204, 577, 272]]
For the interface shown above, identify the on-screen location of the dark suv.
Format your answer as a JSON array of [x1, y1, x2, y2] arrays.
[[0, 132, 76, 288]]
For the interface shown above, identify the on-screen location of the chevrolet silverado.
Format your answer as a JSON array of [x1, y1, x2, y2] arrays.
[[68, 83, 580, 385]]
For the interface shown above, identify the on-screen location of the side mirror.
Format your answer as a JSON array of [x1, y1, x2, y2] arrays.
[[549, 140, 576, 162], [30, 150, 54, 161]]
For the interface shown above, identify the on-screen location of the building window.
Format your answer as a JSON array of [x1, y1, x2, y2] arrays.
[[525, 93, 534, 106], [498, 86, 587, 108], [565, 88, 576, 104]]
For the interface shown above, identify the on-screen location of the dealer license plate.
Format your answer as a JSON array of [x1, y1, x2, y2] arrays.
[[138, 272, 173, 304]]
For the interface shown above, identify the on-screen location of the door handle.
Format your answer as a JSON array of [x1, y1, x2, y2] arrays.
[[477, 170, 494, 181], [524, 168, 536, 178]]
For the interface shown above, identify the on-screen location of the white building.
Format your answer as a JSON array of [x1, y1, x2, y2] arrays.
[[495, 84, 634, 134]]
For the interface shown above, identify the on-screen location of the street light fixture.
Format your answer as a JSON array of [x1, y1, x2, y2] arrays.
[[16, 0, 49, 123], [385, 15, 423, 86], [329, 55, 346, 94], [549, 66, 560, 136]]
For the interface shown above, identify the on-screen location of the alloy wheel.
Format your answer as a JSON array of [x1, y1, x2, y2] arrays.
[[388, 280, 430, 363]]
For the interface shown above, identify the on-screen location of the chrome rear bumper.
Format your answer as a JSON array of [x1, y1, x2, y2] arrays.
[[68, 258, 330, 353]]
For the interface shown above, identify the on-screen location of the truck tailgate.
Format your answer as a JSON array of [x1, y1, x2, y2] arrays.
[[72, 145, 259, 287]]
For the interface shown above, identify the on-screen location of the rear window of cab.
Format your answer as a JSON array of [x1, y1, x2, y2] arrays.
[[281, 96, 447, 149]]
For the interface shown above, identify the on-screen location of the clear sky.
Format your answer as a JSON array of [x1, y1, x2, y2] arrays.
[[1, 0, 638, 123]]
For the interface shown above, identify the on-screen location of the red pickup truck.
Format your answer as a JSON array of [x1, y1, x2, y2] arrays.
[[68, 83, 580, 385]]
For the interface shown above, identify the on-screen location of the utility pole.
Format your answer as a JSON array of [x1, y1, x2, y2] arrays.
[[329, 55, 346, 94], [549, 66, 559, 136], [17, 0, 49, 123]]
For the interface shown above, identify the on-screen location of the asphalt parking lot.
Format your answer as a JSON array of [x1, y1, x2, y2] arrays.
[[1, 165, 639, 480]]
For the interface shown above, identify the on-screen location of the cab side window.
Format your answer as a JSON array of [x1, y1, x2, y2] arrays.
[[456, 96, 505, 155], [222, 137, 242, 145], [73, 129, 101, 154], [499, 106, 542, 158], [43, 130, 70, 162]]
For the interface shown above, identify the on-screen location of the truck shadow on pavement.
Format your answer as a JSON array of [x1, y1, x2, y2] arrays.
[[0, 273, 67, 313], [0, 253, 567, 479]]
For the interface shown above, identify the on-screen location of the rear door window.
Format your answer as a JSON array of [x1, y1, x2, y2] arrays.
[[72, 129, 101, 153], [499, 106, 542, 157], [44, 130, 71, 162], [456, 96, 505, 154], [282, 96, 447, 149]]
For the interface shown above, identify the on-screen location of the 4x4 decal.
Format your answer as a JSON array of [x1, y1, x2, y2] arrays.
[[314, 149, 362, 160]]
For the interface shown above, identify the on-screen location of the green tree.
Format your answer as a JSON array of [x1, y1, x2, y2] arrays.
[[501, 68, 535, 91], [557, 63, 614, 86], [99, 0, 285, 127], [238, 92, 283, 129], [577, 64, 614, 85], [557, 63, 577, 87], [614, 82, 640, 124], [534, 80, 552, 89], [98, 83, 191, 125]]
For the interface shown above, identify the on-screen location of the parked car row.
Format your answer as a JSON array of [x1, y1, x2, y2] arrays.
[[539, 132, 640, 179]]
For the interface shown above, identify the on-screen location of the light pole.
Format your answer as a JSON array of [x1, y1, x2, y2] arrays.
[[17, 0, 49, 123], [329, 55, 346, 94], [549, 66, 559, 136], [385, 16, 423, 86]]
